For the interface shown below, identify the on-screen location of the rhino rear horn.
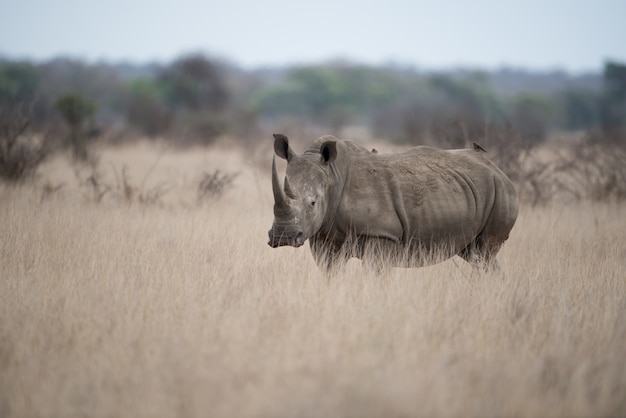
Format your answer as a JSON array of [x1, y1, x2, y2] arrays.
[[283, 175, 296, 199]]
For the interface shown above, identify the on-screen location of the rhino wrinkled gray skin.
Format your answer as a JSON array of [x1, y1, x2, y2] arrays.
[[268, 134, 518, 272]]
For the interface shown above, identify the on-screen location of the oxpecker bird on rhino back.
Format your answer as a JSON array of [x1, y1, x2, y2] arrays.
[[267, 134, 518, 272]]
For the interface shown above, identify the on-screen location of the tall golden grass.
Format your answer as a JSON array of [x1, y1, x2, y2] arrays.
[[1, 142, 625, 417]]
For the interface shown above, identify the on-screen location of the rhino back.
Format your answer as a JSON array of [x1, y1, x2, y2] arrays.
[[333, 145, 514, 253]]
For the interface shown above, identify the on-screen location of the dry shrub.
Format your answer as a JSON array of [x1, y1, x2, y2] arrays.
[[71, 160, 239, 207], [517, 138, 626, 205], [478, 126, 626, 205], [197, 169, 240, 201], [0, 100, 51, 181], [565, 133, 626, 201], [111, 164, 169, 206], [71, 160, 169, 206]]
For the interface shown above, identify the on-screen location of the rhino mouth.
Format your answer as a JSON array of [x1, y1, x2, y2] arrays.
[[268, 230, 304, 248]]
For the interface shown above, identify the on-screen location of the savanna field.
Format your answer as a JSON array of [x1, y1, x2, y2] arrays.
[[1, 139, 626, 418]]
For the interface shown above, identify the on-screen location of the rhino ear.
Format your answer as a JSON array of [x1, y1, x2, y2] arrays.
[[273, 134, 294, 161], [320, 141, 337, 164]]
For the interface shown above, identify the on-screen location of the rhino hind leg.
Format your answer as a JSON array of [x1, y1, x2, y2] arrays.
[[459, 199, 516, 271], [458, 235, 503, 271]]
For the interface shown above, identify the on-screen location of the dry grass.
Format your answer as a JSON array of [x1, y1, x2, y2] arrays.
[[1, 142, 626, 418]]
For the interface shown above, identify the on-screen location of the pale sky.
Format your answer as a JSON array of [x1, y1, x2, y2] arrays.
[[1, 0, 625, 72]]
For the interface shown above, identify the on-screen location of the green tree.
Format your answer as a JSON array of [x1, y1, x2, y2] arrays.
[[125, 79, 171, 137], [157, 54, 230, 143], [506, 94, 558, 143], [254, 67, 345, 119], [254, 63, 412, 132], [601, 61, 626, 139], [559, 88, 600, 130], [0, 61, 40, 103], [388, 73, 503, 146], [54, 93, 96, 160], [160, 54, 229, 112]]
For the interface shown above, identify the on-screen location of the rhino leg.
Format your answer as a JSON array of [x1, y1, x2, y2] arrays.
[[459, 190, 517, 271], [362, 253, 393, 276], [458, 235, 503, 271], [358, 237, 401, 275], [309, 237, 346, 274]]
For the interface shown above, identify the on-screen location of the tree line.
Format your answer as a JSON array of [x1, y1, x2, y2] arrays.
[[0, 54, 624, 146]]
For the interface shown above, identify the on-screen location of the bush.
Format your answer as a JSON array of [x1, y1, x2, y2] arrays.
[[125, 79, 172, 137], [197, 170, 240, 201], [484, 127, 626, 205], [0, 100, 50, 181], [54, 93, 96, 160]]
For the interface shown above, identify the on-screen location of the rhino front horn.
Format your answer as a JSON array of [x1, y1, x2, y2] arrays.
[[272, 155, 289, 213]]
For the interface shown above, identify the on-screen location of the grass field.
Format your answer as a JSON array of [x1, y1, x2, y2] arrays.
[[1, 142, 625, 417]]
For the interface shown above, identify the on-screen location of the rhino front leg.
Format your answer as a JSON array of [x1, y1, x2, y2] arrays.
[[309, 237, 346, 274], [358, 237, 396, 275]]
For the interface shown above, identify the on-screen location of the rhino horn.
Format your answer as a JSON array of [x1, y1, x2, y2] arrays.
[[284, 175, 296, 199], [272, 155, 290, 213]]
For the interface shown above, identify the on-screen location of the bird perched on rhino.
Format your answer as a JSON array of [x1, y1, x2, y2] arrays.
[[473, 142, 487, 152]]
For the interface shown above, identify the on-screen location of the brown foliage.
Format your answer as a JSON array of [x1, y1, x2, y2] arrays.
[[482, 127, 626, 205], [197, 169, 240, 202]]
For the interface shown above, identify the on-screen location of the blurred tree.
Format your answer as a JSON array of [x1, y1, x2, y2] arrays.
[[601, 61, 626, 140], [375, 73, 503, 146], [0, 55, 610, 145], [427, 73, 500, 146], [54, 93, 96, 160], [160, 54, 229, 112], [222, 66, 264, 140], [0, 99, 50, 181], [559, 88, 600, 131], [125, 79, 171, 137], [254, 66, 343, 119], [157, 54, 230, 143], [30, 58, 126, 129], [0, 61, 40, 103], [506, 94, 558, 143], [254, 63, 417, 133]]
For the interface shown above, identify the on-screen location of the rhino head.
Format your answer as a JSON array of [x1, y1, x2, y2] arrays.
[[268, 134, 337, 248]]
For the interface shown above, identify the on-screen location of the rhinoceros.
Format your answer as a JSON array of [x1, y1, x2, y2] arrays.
[[267, 134, 518, 272]]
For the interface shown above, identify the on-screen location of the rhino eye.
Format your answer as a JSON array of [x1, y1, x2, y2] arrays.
[[311, 200, 316, 207]]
